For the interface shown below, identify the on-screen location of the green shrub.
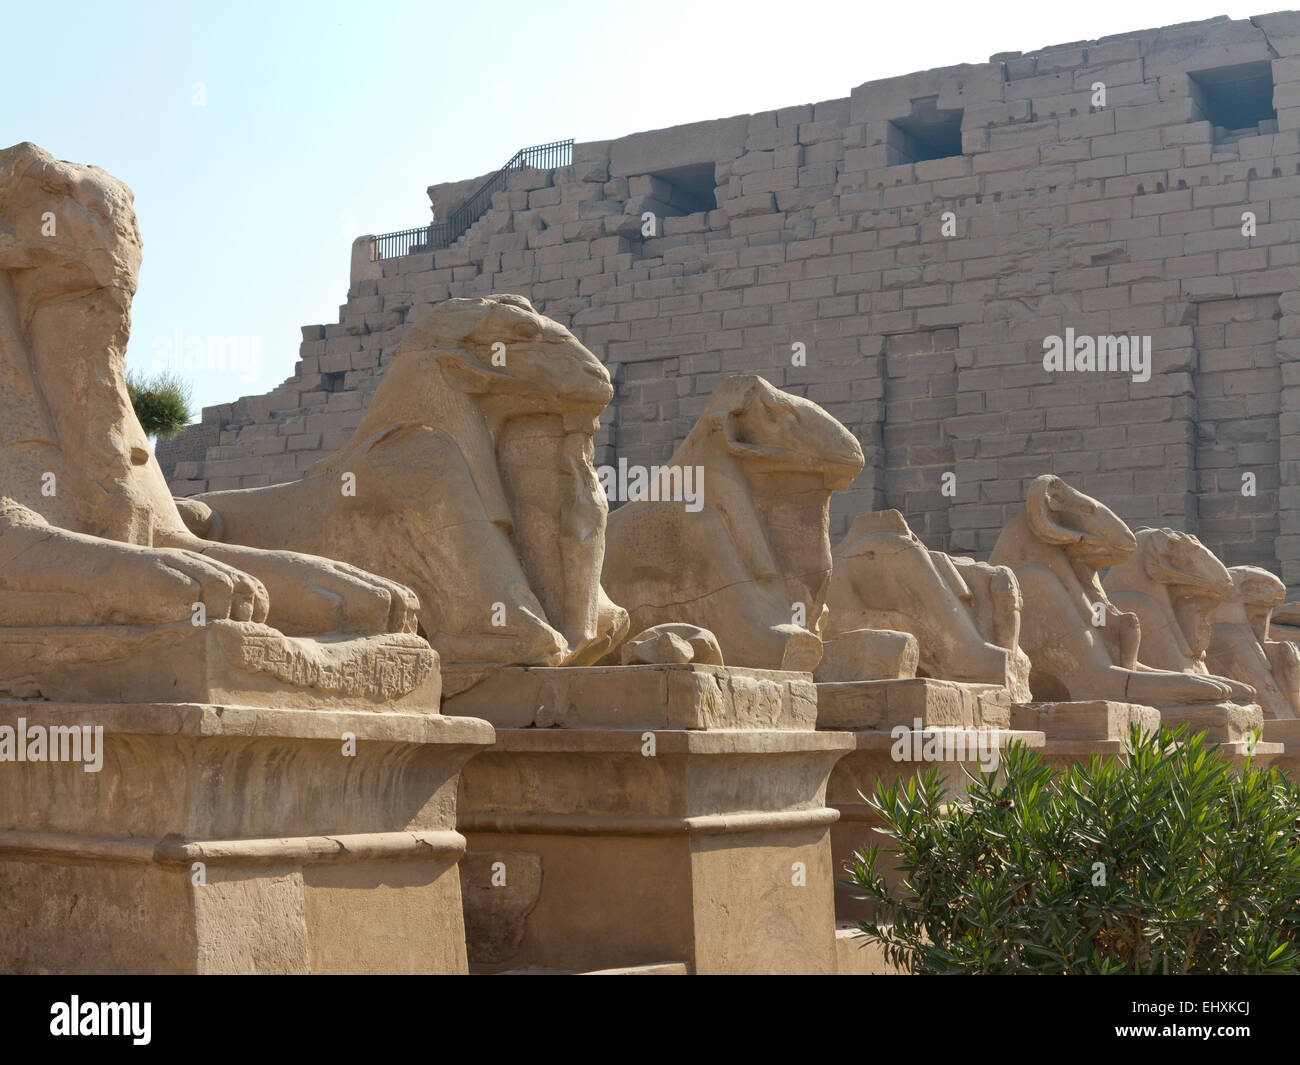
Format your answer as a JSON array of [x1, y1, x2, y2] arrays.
[[125, 369, 193, 440], [842, 725, 1300, 974]]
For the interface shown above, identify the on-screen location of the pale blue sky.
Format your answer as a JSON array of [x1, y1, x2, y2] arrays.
[[0, 0, 1252, 417]]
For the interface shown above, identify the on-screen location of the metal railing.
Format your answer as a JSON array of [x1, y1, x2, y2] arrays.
[[371, 139, 573, 261]]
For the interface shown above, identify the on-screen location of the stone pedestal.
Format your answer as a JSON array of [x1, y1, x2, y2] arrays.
[[1262, 718, 1300, 779], [1009, 700, 1163, 770], [0, 700, 494, 974], [1162, 701, 1283, 765], [816, 677, 1045, 925], [1010, 700, 1282, 769], [0, 620, 440, 711], [443, 664, 853, 975]]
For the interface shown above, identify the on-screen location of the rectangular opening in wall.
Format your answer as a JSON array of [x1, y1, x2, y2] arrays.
[[648, 163, 717, 214], [1189, 62, 1277, 143], [888, 98, 964, 163]]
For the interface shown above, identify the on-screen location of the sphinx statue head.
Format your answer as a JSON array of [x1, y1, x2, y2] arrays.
[[991, 475, 1244, 708], [1207, 566, 1299, 719], [1021, 474, 1138, 571], [1105, 527, 1237, 665], [0, 142, 433, 707], [602, 374, 865, 672]]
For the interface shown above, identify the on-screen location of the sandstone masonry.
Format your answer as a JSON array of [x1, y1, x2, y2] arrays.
[[160, 12, 1300, 591]]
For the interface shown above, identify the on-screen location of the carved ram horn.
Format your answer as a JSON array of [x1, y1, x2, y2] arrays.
[[1024, 475, 1084, 546], [435, 348, 519, 395]]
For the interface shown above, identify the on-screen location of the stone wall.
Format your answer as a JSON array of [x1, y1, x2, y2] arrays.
[[159, 11, 1300, 591]]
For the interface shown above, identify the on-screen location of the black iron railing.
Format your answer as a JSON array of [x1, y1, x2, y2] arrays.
[[370, 139, 573, 261]]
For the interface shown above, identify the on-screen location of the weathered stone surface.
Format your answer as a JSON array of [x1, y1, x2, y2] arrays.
[[456, 725, 853, 974], [441, 662, 817, 731], [620, 623, 723, 666], [1104, 527, 1257, 704], [160, 14, 1300, 598], [825, 509, 1031, 698], [814, 627, 918, 683], [459, 850, 542, 966], [816, 676, 1011, 731], [1208, 566, 1300, 719], [0, 142, 430, 706], [989, 475, 1249, 709], [1009, 699, 1161, 741], [183, 295, 630, 668], [0, 701, 494, 973], [601, 375, 864, 672], [0, 620, 438, 709]]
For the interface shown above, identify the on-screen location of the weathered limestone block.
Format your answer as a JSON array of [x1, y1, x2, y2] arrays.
[[443, 664, 851, 974], [620, 622, 723, 666], [824, 509, 1031, 698], [817, 675, 1012, 731], [1262, 718, 1300, 782], [0, 701, 494, 973], [184, 294, 630, 669], [602, 375, 865, 672], [1272, 601, 1300, 647], [1011, 694, 1279, 773], [0, 619, 438, 709], [457, 727, 851, 974], [814, 627, 918, 683], [442, 662, 817, 731], [1010, 699, 1163, 770], [459, 850, 542, 966]]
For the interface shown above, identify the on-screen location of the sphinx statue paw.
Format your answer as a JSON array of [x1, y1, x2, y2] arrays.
[[620, 624, 724, 666], [270, 554, 420, 635], [175, 542, 419, 636], [0, 505, 269, 627], [563, 592, 631, 666], [138, 548, 270, 624], [1126, 668, 1236, 706]]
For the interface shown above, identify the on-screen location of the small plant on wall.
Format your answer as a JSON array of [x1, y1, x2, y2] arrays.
[[126, 369, 193, 442], [842, 725, 1300, 974]]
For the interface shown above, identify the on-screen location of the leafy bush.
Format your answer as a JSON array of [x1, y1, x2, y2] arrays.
[[125, 369, 193, 440], [842, 725, 1300, 974]]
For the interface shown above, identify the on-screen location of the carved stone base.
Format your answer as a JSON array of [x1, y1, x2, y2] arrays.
[[834, 927, 904, 975], [1158, 701, 1281, 764], [457, 729, 851, 975], [816, 678, 1045, 925], [1009, 699, 1162, 766], [817, 676, 1013, 730], [0, 620, 439, 710], [442, 662, 816, 729], [1262, 718, 1300, 778], [1009, 699, 1281, 768], [0, 701, 493, 973], [444, 664, 851, 974]]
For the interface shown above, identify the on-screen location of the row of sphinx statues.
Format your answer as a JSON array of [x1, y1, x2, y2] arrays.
[[1, 140, 1295, 727]]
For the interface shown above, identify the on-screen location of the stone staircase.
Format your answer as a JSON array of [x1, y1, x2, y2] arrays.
[[370, 138, 573, 261]]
